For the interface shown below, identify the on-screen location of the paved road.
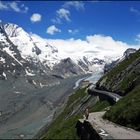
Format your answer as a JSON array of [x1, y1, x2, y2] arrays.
[[88, 86, 122, 102], [88, 111, 140, 139]]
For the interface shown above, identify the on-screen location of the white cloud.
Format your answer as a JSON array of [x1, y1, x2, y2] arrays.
[[51, 17, 62, 24], [0, 1, 28, 13], [130, 7, 140, 15], [52, 8, 71, 24], [47, 34, 139, 61], [0, 1, 8, 10], [63, 1, 85, 11], [0, 20, 2, 22], [9, 2, 20, 12], [46, 25, 61, 35], [30, 13, 42, 23], [135, 34, 140, 43], [57, 8, 70, 22], [68, 29, 79, 34]]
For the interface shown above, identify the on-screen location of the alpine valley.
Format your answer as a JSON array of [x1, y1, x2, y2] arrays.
[[0, 22, 137, 139]]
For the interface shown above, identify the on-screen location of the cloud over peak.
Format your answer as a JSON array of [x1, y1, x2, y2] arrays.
[[47, 34, 138, 61]]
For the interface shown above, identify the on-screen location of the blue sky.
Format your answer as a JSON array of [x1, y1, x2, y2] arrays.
[[0, 1, 140, 44]]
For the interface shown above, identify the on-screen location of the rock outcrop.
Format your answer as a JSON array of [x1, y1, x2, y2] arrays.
[[96, 49, 140, 96]]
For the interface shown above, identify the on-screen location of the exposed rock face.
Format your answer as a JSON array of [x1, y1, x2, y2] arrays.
[[104, 59, 119, 74], [123, 48, 136, 58], [96, 49, 140, 96], [0, 22, 112, 80], [0, 22, 88, 81], [76, 120, 102, 140], [52, 57, 85, 77], [104, 48, 137, 74]]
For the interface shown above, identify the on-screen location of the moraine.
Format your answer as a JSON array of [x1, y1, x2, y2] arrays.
[[0, 74, 90, 139]]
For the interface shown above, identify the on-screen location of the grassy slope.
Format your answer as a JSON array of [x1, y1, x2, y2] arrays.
[[96, 49, 140, 95], [95, 49, 140, 131], [41, 88, 87, 139], [90, 100, 111, 112], [41, 87, 111, 139], [41, 50, 140, 139], [104, 84, 140, 131]]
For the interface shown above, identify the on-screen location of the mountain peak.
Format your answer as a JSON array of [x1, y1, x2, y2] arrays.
[[0, 22, 24, 37], [123, 48, 136, 58]]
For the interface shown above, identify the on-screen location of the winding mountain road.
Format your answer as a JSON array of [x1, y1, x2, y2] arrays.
[[88, 86, 122, 103]]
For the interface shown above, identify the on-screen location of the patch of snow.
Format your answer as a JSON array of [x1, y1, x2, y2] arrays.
[[13, 70, 15, 73], [2, 72, 7, 80], [25, 69, 35, 76], [40, 83, 48, 88], [3, 47, 23, 66], [14, 91, 21, 94], [32, 80, 37, 85], [12, 63, 16, 66], [0, 57, 5, 63]]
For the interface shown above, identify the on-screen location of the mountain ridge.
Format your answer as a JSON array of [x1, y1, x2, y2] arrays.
[[0, 22, 127, 77]]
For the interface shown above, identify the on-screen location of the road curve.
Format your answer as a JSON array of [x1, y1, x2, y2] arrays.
[[88, 86, 122, 103]]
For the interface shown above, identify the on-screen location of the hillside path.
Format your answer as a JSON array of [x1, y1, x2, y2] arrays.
[[87, 111, 140, 139]]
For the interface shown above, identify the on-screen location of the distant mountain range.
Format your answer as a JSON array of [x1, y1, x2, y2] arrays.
[[0, 23, 106, 79], [0, 22, 137, 80], [0, 22, 139, 139]]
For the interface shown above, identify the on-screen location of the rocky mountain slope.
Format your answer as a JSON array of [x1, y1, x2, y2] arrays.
[[0, 22, 108, 80], [96, 48, 140, 130], [96, 49, 140, 95], [40, 88, 101, 139], [0, 22, 93, 139], [104, 48, 136, 73], [0, 22, 139, 138], [41, 48, 140, 139]]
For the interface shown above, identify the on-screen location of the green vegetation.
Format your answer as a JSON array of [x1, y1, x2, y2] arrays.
[[96, 49, 140, 131], [104, 84, 140, 131], [90, 100, 111, 112], [119, 72, 139, 93], [97, 49, 140, 96], [41, 88, 87, 139], [98, 49, 140, 83], [41, 87, 111, 139]]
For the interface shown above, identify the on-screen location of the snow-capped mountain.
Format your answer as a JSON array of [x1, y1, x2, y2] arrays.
[[104, 48, 137, 73], [0, 22, 108, 79], [0, 23, 136, 136], [0, 23, 60, 69], [123, 48, 136, 58], [1, 22, 134, 80]]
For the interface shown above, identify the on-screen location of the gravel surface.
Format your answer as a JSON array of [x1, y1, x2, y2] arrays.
[[88, 111, 140, 139]]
